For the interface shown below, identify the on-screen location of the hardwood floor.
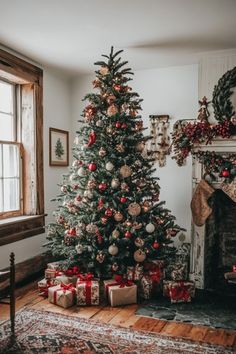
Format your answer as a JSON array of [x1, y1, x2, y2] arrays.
[[0, 280, 235, 349]]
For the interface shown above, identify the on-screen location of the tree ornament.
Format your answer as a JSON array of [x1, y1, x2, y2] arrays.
[[116, 144, 125, 153], [96, 252, 105, 263], [112, 229, 120, 238], [60, 185, 68, 193], [125, 231, 132, 238], [114, 211, 123, 221], [98, 198, 104, 209], [87, 180, 97, 189], [92, 78, 101, 88], [86, 223, 98, 234], [98, 182, 107, 191], [84, 190, 93, 199], [75, 244, 84, 254], [135, 237, 145, 247], [87, 131, 97, 147], [105, 208, 113, 217], [105, 162, 114, 171], [121, 123, 127, 129], [197, 96, 210, 123], [106, 126, 114, 135], [124, 219, 132, 227], [129, 109, 137, 117], [145, 223, 155, 233], [136, 141, 145, 152], [128, 202, 141, 216], [107, 95, 116, 105], [221, 168, 230, 177], [142, 201, 150, 213], [115, 121, 122, 128], [108, 244, 119, 256], [111, 178, 120, 189], [88, 162, 97, 171], [134, 250, 146, 262], [98, 147, 107, 157], [113, 84, 121, 92], [111, 263, 119, 272], [84, 105, 97, 120], [120, 165, 132, 178], [77, 167, 87, 177], [132, 222, 142, 230], [120, 196, 127, 203], [101, 216, 108, 224], [153, 241, 160, 249], [74, 195, 82, 205], [100, 66, 109, 75], [96, 119, 104, 127], [107, 104, 118, 117], [121, 182, 129, 192]]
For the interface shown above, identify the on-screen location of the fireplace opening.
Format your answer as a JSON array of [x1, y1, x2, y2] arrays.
[[204, 189, 236, 295]]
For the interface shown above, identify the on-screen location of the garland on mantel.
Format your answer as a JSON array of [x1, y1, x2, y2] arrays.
[[171, 119, 234, 166], [192, 151, 236, 181]]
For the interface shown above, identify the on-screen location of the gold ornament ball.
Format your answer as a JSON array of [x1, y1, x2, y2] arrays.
[[116, 144, 125, 153], [108, 244, 119, 256], [134, 237, 145, 248], [96, 252, 105, 264], [107, 104, 118, 117], [128, 202, 141, 216], [114, 211, 123, 222], [134, 250, 146, 263], [120, 165, 132, 178], [136, 141, 145, 152], [111, 178, 120, 189], [112, 229, 120, 238]]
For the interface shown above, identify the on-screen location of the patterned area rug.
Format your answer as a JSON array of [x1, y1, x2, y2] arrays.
[[0, 308, 234, 354]]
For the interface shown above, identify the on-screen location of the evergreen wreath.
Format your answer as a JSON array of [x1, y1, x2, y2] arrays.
[[212, 66, 236, 123]]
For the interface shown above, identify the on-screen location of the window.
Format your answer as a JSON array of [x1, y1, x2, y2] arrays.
[[0, 49, 45, 246]]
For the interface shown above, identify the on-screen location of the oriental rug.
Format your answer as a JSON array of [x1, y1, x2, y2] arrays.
[[0, 307, 234, 354]]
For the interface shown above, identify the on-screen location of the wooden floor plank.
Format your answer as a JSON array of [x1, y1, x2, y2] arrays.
[[150, 319, 167, 333], [132, 317, 160, 332], [203, 328, 228, 346], [91, 306, 123, 323], [109, 304, 138, 326], [161, 322, 193, 338], [188, 325, 209, 341]]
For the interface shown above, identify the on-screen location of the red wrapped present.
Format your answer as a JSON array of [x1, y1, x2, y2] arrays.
[[104, 275, 137, 306], [76, 273, 99, 306], [37, 278, 57, 297], [48, 283, 77, 308], [233, 265, 236, 273], [163, 280, 195, 303]]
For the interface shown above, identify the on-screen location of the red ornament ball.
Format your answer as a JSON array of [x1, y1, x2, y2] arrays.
[[221, 169, 230, 177], [101, 216, 108, 224], [98, 182, 107, 191], [121, 123, 127, 129], [125, 231, 132, 238], [120, 196, 127, 203], [68, 228, 76, 236], [153, 241, 160, 249], [105, 208, 113, 217], [115, 121, 122, 129], [88, 162, 97, 171]]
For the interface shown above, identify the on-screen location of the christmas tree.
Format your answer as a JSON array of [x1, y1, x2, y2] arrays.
[[46, 47, 183, 277], [55, 138, 64, 159]]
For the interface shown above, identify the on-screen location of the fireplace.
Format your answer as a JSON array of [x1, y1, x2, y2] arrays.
[[190, 138, 236, 292]]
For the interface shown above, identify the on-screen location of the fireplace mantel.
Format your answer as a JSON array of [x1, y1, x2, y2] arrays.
[[190, 136, 236, 289]]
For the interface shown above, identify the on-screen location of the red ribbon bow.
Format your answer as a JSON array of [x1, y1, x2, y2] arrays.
[[64, 266, 80, 277], [77, 273, 95, 305], [114, 275, 134, 288]]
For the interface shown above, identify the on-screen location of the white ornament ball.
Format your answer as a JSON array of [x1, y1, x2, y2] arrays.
[[96, 120, 104, 127], [145, 223, 155, 233], [111, 178, 120, 189], [75, 244, 84, 254], [84, 190, 93, 199], [105, 162, 114, 171], [134, 250, 146, 263], [77, 167, 86, 177], [108, 244, 119, 256], [112, 229, 120, 238]]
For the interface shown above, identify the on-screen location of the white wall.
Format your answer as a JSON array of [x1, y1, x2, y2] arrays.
[[0, 68, 72, 268], [71, 64, 198, 244]]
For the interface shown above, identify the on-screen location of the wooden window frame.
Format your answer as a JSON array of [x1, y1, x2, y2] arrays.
[[0, 49, 45, 246]]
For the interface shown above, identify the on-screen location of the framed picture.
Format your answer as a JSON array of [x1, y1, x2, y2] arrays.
[[49, 128, 69, 166]]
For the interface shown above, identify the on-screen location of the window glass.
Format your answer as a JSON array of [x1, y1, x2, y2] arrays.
[[0, 81, 13, 114], [0, 112, 14, 141]]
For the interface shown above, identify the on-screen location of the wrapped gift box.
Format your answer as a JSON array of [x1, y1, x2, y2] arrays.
[[45, 268, 57, 279], [76, 274, 99, 306], [163, 280, 195, 303], [104, 277, 137, 306], [48, 283, 76, 308], [144, 260, 166, 271], [139, 268, 163, 300], [127, 264, 143, 281], [174, 243, 191, 264], [38, 278, 57, 297], [164, 262, 188, 281], [47, 261, 66, 270]]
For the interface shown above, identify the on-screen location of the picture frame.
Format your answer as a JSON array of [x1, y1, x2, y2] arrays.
[[49, 128, 69, 166]]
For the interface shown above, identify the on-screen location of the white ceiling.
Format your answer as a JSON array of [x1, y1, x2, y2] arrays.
[[0, 0, 236, 76]]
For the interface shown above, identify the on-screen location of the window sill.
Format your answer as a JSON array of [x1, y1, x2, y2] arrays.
[[0, 214, 46, 246]]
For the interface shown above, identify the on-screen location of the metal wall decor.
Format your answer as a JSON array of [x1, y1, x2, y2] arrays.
[[149, 115, 170, 167]]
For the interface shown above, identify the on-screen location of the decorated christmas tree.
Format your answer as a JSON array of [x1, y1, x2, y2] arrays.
[[46, 47, 183, 277]]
